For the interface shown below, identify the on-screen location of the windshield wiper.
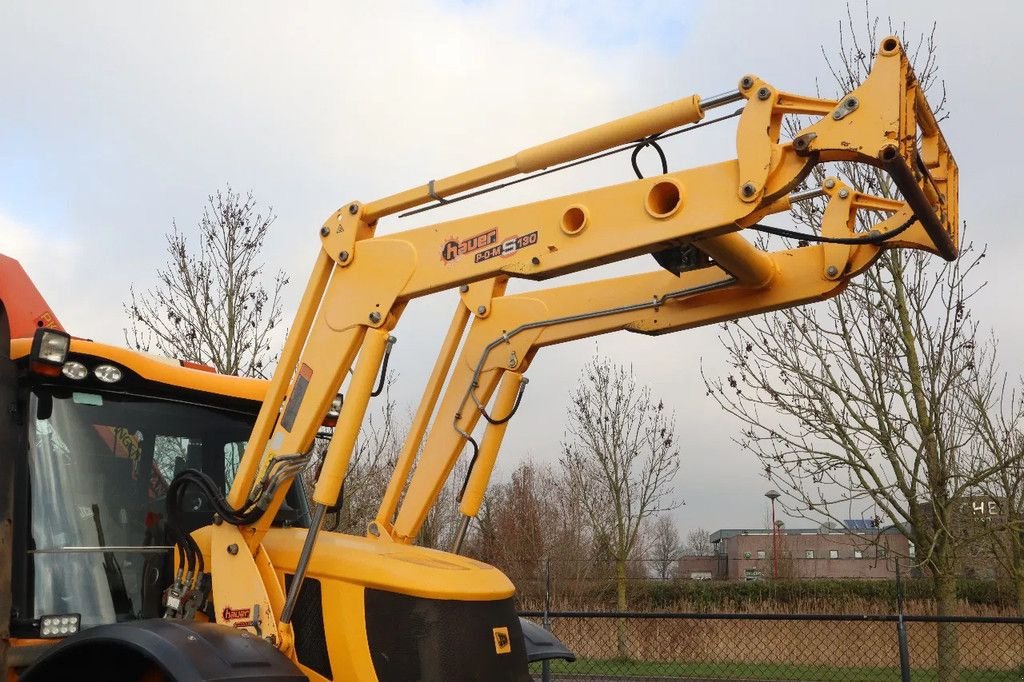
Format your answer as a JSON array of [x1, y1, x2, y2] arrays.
[[92, 503, 135, 619]]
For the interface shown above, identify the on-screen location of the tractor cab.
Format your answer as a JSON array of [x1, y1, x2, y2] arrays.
[[5, 329, 308, 651]]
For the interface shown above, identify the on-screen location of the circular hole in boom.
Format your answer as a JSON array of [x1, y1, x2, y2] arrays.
[[645, 180, 684, 218], [561, 206, 588, 235]]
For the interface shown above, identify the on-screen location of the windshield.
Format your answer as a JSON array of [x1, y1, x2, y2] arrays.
[[26, 387, 265, 627]]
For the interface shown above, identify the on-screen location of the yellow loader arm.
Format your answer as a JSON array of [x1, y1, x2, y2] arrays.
[[376, 180, 932, 547], [206, 36, 954, 650]]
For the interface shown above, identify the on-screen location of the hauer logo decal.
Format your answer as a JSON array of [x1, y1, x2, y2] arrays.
[[442, 228, 498, 263], [222, 606, 251, 622], [473, 231, 538, 264]]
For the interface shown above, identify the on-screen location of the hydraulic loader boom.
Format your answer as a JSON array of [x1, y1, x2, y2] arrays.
[[377, 179, 924, 549], [145, 36, 957, 680]]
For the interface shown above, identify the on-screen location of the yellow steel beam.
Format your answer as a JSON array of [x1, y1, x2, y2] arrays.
[[238, 37, 955, 537], [388, 184, 924, 542]]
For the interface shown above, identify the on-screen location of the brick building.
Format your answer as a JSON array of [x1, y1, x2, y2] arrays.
[[678, 526, 911, 581], [926, 495, 1007, 580]]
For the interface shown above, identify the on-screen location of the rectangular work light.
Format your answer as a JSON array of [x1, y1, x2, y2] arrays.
[[30, 328, 71, 376], [39, 613, 81, 638]]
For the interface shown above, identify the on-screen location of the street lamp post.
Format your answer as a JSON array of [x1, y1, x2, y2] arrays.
[[765, 490, 781, 579]]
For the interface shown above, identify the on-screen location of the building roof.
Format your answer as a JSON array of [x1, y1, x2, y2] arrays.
[[710, 526, 903, 542]]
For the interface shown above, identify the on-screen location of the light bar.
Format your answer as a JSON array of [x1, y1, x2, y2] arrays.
[[39, 613, 81, 638]]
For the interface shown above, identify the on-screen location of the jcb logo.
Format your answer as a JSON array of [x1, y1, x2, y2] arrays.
[[492, 626, 511, 655]]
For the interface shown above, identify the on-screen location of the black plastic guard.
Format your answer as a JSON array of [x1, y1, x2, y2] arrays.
[[364, 589, 530, 682], [519, 617, 576, 663], [21, 619, 306, 682]]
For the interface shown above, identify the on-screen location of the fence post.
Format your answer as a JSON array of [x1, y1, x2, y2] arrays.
[[895, 558, 911, 682], [542, 558, 551, 682]]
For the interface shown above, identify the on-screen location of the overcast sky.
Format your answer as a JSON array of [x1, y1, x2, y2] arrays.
[[2, 1, 1019, 536]]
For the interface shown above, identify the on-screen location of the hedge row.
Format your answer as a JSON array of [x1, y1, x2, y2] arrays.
[[537, 577, 1019, 612]]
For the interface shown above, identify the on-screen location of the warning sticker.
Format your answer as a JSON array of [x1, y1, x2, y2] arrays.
[[281, 364, 313, 432]]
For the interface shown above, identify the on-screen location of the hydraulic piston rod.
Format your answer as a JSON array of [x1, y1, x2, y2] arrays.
[[363, 88, 742, 221]]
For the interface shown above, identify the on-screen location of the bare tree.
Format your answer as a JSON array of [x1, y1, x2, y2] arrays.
[[497, 462, 553, 567], [703, 9, 1009, 680], [469, 461, 559, 595], [650, 515, 681, 580], [969, 353, 1024, 614], [124, 186, 287, 377], [465, 460, 603, 607], [684, 527, 711, 557], [418, 459, 467, 551], [561, 354, 680, 657]]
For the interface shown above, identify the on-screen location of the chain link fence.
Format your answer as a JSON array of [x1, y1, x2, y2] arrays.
[[520, 611, 1024, 681], [502, 558, 1017, 614]]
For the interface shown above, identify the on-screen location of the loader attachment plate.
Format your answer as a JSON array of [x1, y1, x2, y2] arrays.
[[793, 35, 958, 260]]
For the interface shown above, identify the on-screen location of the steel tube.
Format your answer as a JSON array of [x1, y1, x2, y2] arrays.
[[228, 249, 333, 508], [880, 146, 956, 261], [458, 373, 525, 519], [693, 233, 775, 289], [513, 95, 703, 173], [364, 94, 707, 220], [280, 503, 326, 624], [313, 328, 391, 506], [700, 89, 744, 111], [788, 186, 826, 204], [451, 515, 472, 555], [376, 300, 471, 532]]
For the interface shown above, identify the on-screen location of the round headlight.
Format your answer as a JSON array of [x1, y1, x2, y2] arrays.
[[61, 361, 88, 380], [94, 364, 123, 383]]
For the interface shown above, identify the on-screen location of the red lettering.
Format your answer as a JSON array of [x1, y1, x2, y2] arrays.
[[222, 606, 251, 621]]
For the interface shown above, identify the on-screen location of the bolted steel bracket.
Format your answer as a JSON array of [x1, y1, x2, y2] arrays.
[[735, 76, 776, 204], [320, 200, 374, 268], [832, 96, 860, 121], [820, 179, 854, 280], [460, 279, 506, 319], [818, 177, 909, 280]]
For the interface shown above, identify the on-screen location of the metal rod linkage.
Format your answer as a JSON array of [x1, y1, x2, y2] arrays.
[[280, 503, 326, 624], [29, 546, 174, 554], [451, 515, 472, 555], [789, 186, 827, 204], [700, 89, 744, 111]]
